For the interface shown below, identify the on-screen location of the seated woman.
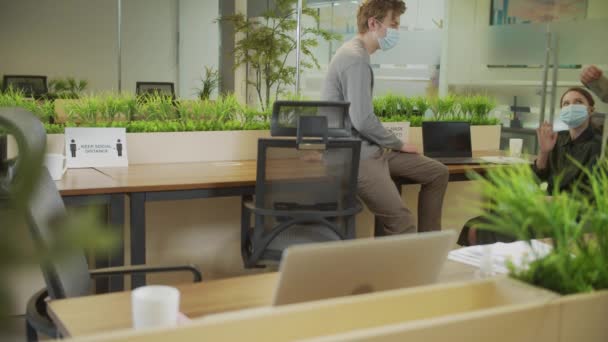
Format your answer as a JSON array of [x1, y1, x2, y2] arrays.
[[458, 87, 604, 246]]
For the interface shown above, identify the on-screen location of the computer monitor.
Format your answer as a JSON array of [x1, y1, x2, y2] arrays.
[[2, 75, 48, 98], [422, 122, 473, 158], [272, 230, 456, 306]]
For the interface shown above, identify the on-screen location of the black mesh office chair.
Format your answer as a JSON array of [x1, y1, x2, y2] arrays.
[[135, 82, 175, 98], [2, 75, 48, 98], [0, 108, 202, 341], [241, 101, 362, 268]]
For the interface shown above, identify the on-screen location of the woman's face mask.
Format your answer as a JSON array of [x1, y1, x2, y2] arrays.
[[559, 104, 589, 129]]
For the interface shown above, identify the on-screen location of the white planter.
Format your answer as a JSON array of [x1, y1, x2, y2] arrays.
[[8, 125, 501, 164], [36, 130, 271, 164], [125, 130, 271, 164]]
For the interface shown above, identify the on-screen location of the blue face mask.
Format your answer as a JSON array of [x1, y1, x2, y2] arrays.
[[377, 26, 400, 51], [559, 104, 589, 128]]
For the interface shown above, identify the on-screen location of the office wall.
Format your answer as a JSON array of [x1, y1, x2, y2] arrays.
[[121, 0, 178, 94], [178, 0, 220, 99], [0, 0, 221, 97], [0, 0, 118, 91]]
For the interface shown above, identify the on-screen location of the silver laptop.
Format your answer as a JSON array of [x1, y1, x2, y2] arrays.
[[272, 230, 456, 306], [422, 122, 483, 165]]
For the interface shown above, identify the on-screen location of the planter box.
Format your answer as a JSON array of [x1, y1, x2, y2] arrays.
[[8, 125, 500, 164], [79, 278, 560, 341], [8, 130, 271, 164]]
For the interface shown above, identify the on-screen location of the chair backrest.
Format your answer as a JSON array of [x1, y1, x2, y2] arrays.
[[2, 75, 48, 98], [135, 82, 175, 98], [0, 107, 90, 299], [255, 138, 361, 232], [27, 168, 92, 299], [271, 101, 352, 138]]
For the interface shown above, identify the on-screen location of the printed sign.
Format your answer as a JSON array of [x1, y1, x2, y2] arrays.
[[382, 122, 410, 143], [65, 128, 128, 168]]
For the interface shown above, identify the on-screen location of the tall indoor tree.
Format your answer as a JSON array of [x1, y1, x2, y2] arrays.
[[219, 0, 340, 111]]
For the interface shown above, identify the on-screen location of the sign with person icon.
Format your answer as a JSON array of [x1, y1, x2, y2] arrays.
[[65, 127, 128, 168]]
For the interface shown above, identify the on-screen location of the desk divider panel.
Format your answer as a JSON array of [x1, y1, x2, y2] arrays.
[[75, 278, 560, 342]]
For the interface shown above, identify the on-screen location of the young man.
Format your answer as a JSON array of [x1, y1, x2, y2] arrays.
[[322, 0, 449, 235]]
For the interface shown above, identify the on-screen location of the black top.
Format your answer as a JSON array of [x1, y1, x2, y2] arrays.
[[533, 125, 603, 194]]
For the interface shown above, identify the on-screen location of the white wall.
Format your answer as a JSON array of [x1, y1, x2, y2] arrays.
[[121, 0, 178, 94], [178, 0, 220, 99], [0, 0, 221, 97], [0, 0, 118, 91]]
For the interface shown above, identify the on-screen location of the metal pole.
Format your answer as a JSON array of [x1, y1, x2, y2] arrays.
[[548, 33, 559, 124], [438, 0, 451, 97], [539, 29, 551, 125], [117, 0, 122, 92], [295, 0, 303, 95], [176, 0, 180, 97]]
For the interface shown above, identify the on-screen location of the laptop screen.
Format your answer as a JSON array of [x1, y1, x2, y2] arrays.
[[422, 122, 472, 158]]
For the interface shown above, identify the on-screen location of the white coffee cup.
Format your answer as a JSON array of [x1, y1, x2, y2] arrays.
[[44, 153, 67, 180], [132, 285, 180, 330], [509, 138, 523, 158]]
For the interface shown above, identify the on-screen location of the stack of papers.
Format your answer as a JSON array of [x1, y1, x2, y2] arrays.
[[479, 156, 530, 164], [448, 240, 552, 274]]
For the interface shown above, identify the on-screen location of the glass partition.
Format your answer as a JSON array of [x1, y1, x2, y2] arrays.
[[299, 0, 445, 100], [445, 0, 608, 153]]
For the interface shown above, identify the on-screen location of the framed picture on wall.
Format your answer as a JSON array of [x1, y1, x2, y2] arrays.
[[490, 0, 588, 26]]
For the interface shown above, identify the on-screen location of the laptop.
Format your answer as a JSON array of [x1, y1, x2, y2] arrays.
[[422, 122, 483, 165], [272, 230, 456, 306]]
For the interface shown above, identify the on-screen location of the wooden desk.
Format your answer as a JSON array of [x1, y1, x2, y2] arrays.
[[48, 260, 478, 338], [96, 157, 488, 287]]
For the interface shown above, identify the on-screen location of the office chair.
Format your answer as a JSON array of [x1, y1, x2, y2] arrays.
[[2, 75, 48, 98], [135, 82, 175, 98], [241, 101, 362, 268], [0, 108, 202, 341]]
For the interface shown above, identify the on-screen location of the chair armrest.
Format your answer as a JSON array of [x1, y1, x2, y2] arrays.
[[26, 288, 58, 339], [89, 264, 202, 283]]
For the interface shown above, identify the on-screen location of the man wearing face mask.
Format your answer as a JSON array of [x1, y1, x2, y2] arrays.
[[322, 0, 449, 235]]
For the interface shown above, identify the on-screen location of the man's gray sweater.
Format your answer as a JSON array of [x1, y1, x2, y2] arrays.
[[322, 38, 403, 159]]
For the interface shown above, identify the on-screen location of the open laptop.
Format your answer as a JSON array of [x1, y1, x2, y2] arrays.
[[272, 230, 456, 306], [422, 122, 483, 165]]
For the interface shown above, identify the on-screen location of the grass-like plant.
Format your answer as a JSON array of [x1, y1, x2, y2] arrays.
[[196, 66, 220, 101], [0, 88, 55, 122], [65, 94, 103, 125], [472, 159, 608, 295], [413, 96, 430, 117], [470, 95, 497, 119], [135, 93, 177, 121], [48, 77, 88, 99], [430, 95, 457, 119]]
